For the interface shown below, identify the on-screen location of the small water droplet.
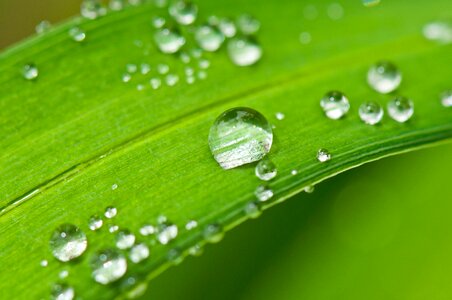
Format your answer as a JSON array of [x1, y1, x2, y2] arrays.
[[236, 14, 260, 35], [291, 169, 298, 176], [156, 221, 178, 245], [441, 90, 452, 107], [154, 28, 185, 54], [185, 220, 198, 230], [80, 0, 106, 20], [304, 185, 315, 193], [180, 52, 191, 63], [167, 248, 184, 265], [40, 260, 48, 267], [317, 148, 331, 162], [363, 0, 381, 7], [105, 206, 117, 219], [255, 185, 274, 202], [36, 20, 51, 34], [190, 48, 203, 58], [49, 224, 88, 262], [109, 225, 119, 233], [51, 283, 74, 300], [188, 244, 204, 256], [255, 159, 277, 181], [327, 3, 344, 20], [387, 96, 414, 123], [275, 112, 285, 120], [197, 70, 207, 80], [139, 224, 155, 236], [150, 77, 162, 89], [69, 27, 86, 42], [203, 223, 224, 243], [140, 63, 151, 75], [169, 1, 198, 25], [367, 61, 402, 94], [165, 74, 179, 86], [152, 16, 166, 28], [320, 91, 350, 119], [23, 64, 39, 80], [157, 64, 170, 74], [359, 101, 384, 125], [186, 76, 196, 84], [423, 21, 452, 44], [303, 5, 318, 20], [122, 73, 132, 83], [195, 25, 225, 52], [299, 32, 312, 44], [109, 0, 126, 11], [126, 64, 138, 74], [116, 230, 136, 249], [137, 84, 145, 91], [208, 107, 273, 169], [199, 59, 210, 69], [59, 269, 69, 279], [244, 201, 262, 219], [129, 243, 150, 263], [91, 249, 127, 284], [89, 215, 103, 231], [228, 37, 262, 66], [219, 18, 237, 38], [111, 183, 118, 190]]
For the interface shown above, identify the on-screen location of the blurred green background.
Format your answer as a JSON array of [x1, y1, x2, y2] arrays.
[[2, 1, 452, 299]]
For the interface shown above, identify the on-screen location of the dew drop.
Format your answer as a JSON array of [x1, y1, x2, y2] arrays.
[[255, 185, 274, 202], [129, 243, 150, 263], [109, 225, 119, 233], [227, 37, 262, 66], [139, 224, 155, 236], [367, 61, 402, 94], [291, 169, 298, 176], [40, 260, 48, 267], [109, 0, 126, 11], [255, 159, 277, 181], [275, 112, 285, 120], [36, 20, 51, 34], [199, 59, 211, 69], [150, 77, 162, 89], [185, 220, 198, 230], [156, 221, 178, 245], [203, 223, 224, 243], [387, 96, 414, 123], [219, 18, 237, 38], [105, 206, 117, 218], [157, 63, 170, 74], [186, 76, 196, 84], [91, 249, 127, 284], [168, 1, 198, 25], [441, 90, 452, 107], [423, 21, 452, 44], [154, 28, 185, 54], [180, 52, 191, 63], [122, 73, 132, 83], [140, 63, 151, 75], [69, 27, 86, 42], [363, 0, 381, 7], [304, 185, 315, 193], [111, 183, 118, 190], [88, 215, 103, 231], [208, 107, 273, 169], [197, 70, 207, 80], [137, 84, 145, 91], [190, 48, 203, 58], [152, 16, 166, 28], [195, 25, 225, 52], [115, 230, 136, 249], [59, 269, 69, 279], [359, 101, 384, 125], [188, 244, 204, 256], [303, 5, 318, 20], [49, 224, 88, 262], [165, 74, 179, 86], [320, 91, 350, 120], [244, 201, 262, 219], [51, 283, 74, 300], [167, 248, 184, 265], [23, 64, 39, 80], [317, 148, 331, 162], [126, 64, 138, 74], [327, 3, 344, 20], [236, 14, 261, 35], [80, 0, 106, 20]]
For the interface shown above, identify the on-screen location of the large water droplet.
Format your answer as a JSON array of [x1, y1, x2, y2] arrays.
[[255, 185, 274, 202], [203, 223, 224, 243], [156, 221, 178, 245], [129, 243, 150, 263], [195, 25, 225, 52], [367, 61, 402, 94], [51, 283, 74, 300], [49, 224, 88, 262], [23, 64, 39, 80], [387, 96, 414, 123], [69, 27, 86, 42], [363, 0, 381, 7], [91, 249, 127, 284], [105, 206, 117, 218], [169, 1, 198, 25], [320, 91, 350, 119], [154, 28, 185, 54], [89, 215, 103, 231], [208, 107, 273, 169], [255, 159, 277, 181], [115, 230, 136, 249], [236, 14, 260, 35], [317, 148, 331, 162], [359, 101, 384, 125], [441, 90, 452, 107], [227, 37, 262, 66]]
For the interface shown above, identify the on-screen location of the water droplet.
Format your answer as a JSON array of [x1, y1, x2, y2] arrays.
[[126, 64, 138, 74], [255, 159, 277, 181], [167, 248, 184, 265], [208, 107, 273, 169], [387, 96, 414, 123], [423, 21, 452, 44], [218, 18, 237, 38], [165, 74, 179, 86], [59, 269, 69, 279], [123, 279, 148, 299], [139, 224, 155, 236], [244, 201, 262, 219], [195, 25, 225, 52], [190, 48, 203, 58], [152, 16, 166, 28], [169, 1, 198, 25], [137, 84, 145, 91], [111, 183, 118, 190], [36, 20, 51, 34], [40, 260, 48, 267], [156, 221, 178, 245], [199, 59, 210, 69], [69, 27, 86, 42], [188, 244, 204, 256], [186, 76, 196, 84], [327, 3, 344, 20], [363, 0, 381, 7], [236, 14, 261, 35], [91, 249, 127, 284], [116, 230, 136, 249], [304, 185, 315, 193], [197, 70, 207, 80], [122, 73, 132, 83], [129, 243, 150, 263], [255, 185, 274, 202], [154, 28, 185, 54], [359, 101, 384, 125], [441, 90, 452, 107], [317, 148, 331, 162], [275, 112, 285, 120], [80, 0, 106, 20], [105, 206, 117, 218], [185, 220, 198, 230], [109, 0, 126, 11], [23, 64, 39, 80], [367, 61, 402, 94], [320, 91, 350, 119], [157, 64, 170, 74], [51, 283, 74, 300], [203, 223, 224, 243], [49, 224, 88, 262], [140, 63, 151, 75], [150, 77, 162, 89], [109, 225, 119, 233], [291, 169, 298, 176], [303, 5, 318, 20], [89, 215, 103, 231], [299, 32, 312, 44], [228, 37, 262, 66]]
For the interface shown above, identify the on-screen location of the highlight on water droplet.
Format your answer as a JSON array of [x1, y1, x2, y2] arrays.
[[317, 148, 331, 163], [154, 28, 186, 54], [105, 206, 117, 218], [227, 37, 262, 66], [49, 224, 88, 262], [441, 90, 452, 107], [203, 223, 224, 244], [255, 158, 277, 181], [51, 283, 74, 300], [23, 64, 39, 80], [320, 91, 350, 120], [255, 185, 274, 202], [363, 0, 381, 7], [169, 0, 198, 25], [236, 14, 261, 35], [88, 215, 103, 231], [115, 230, 136, 250], [195, 25, 225, 52], [387, 96, 414, 123], [69, 27, 86, 42], [359, 101, 384, 125], [129, 243, 150, 263], [367, 61, 402, 94], [208, 107, 273, 169], [91, 249, 127, 284]]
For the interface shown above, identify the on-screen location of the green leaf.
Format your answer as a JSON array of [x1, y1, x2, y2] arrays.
[[0, 0, 451, 299]]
